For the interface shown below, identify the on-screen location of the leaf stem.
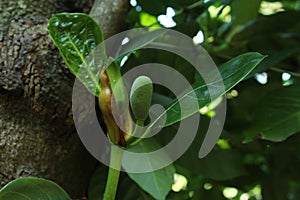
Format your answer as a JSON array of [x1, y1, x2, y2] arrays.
[[270, 67, 300, 78], [126, 120, 147, 147], [103, 145, 123, 200], [131, 120, 145, 137]]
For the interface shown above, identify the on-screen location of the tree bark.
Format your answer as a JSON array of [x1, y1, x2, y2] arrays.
[[90, 0, 130, 38], [0, 0, 129, 198]]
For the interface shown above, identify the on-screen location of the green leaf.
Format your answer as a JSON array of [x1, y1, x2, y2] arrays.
[[106, 59, 128, 114], [175, 117, 247, 180], [114, 28, 168, 59], [117, 176, 150, 200], [150, 52, 265, 128], [246, 47, 300, 79], [245, 84, 300, 142], [231, 11, 300, 42], [195, 149, 247, 180], [0, 177, 71, 200], [230, 0, 262, 27], [127, 166, 175, 200], [48, 13, 105, 96], [178, 147, 247, 180], [124, 140, 175, 200], [88, 165, 107, 200], [88, 164, 152, 200], [152, 93, 173, 108]]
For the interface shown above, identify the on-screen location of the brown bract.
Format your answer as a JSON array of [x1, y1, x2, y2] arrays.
[[98, 68, 132, 147]]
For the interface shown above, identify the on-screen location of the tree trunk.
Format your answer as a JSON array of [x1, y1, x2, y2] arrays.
[[0, 0, 129, 198]]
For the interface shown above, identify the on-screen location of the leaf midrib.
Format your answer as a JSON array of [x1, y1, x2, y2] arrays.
[[146, 55, 263, 131], [66, 33, 101, 93], [260, 108, 300, 134]]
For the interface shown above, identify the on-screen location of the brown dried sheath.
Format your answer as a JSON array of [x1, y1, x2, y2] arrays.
[[98, 68, 127, 147]]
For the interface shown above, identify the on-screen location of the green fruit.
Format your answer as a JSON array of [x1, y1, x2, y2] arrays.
[[130, 76, 153, 121]]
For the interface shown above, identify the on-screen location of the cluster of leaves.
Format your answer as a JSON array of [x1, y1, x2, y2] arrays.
[[124, 0, 300, 199], [1, 0, 300, 200]]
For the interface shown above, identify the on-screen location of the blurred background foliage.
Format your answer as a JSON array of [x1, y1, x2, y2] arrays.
[[109, 0, 300, 199]]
